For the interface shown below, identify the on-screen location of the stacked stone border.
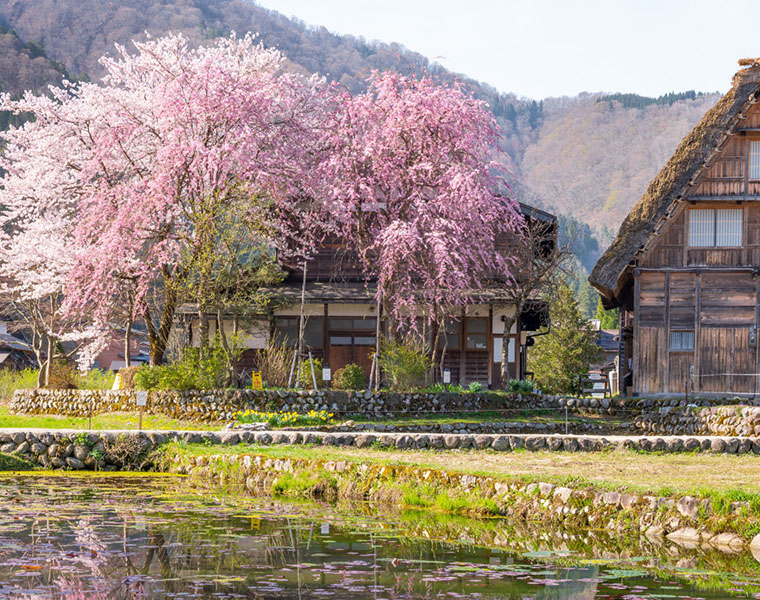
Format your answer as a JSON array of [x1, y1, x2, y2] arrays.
[[11, 389, 578, 422], [167, 449, 760, 555], [3, 429, 760, 473]]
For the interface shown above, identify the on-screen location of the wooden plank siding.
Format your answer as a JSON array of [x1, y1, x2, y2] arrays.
[[634, 270, 759, 395]]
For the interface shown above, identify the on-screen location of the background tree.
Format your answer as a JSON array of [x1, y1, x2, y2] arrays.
[[529, 284, 602, 394], [322, 71, 522, 385], [595, 298, 620, 329], [499, 217, 571, 386], [0, 33, 327, 366]]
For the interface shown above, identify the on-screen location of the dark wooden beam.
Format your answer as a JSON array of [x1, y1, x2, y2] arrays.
[[688, 195, 759, 201]]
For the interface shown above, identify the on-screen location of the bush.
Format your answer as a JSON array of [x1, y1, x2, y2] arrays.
[[333, 363, 365, 390], [508, 379, 534, 394], [134, 336, 239, 390], [0, 368, 38, 403], [298, 357, 323, 389], [468, 381, 483, 393], [46, 360, 78, 389], [377, 338, 432, 390], [117, 366, 142, 390], [253, 337, 294, 388], [133, 364, 164, 391], [77, 368, 116, 390]]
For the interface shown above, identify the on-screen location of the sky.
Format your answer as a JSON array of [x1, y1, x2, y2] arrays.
[[255, 0, 760, 100]]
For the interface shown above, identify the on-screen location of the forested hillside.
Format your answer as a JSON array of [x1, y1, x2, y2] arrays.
[[0, 0, 722, 253]]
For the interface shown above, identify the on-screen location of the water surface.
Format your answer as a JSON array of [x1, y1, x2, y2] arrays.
[[0, 474, 756, 599]]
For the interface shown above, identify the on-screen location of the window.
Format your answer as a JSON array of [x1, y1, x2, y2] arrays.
[[273, 317, 323, 349], [465, 318, 488, 350], [438, 319, 460, 349], [751, 141, 760, 179], [670, 331, 694, 352], [688, 208, 742, 247]]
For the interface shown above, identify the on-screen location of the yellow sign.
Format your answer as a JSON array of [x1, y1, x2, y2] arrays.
[[251, 371, 263, 390]]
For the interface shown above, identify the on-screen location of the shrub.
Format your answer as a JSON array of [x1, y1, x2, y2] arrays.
[[468, 381, 484, 393], [298, 357, 323, 389], [508, 379, 534, 394], [333, 363, 365, 390], [77, 368, 115, 390], [117, 366, 142, 390], [377, 338, 431, 390], [46, 360, 78, 389], [134, 336, 239, 390], [252, 336, 294, 388], [0, 368, 38, 403]]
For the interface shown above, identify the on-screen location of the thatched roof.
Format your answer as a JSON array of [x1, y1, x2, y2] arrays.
[[589, 64, 760, 306]]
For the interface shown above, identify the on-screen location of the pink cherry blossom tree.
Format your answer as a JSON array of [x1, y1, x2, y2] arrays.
[[0, 33, 328, 366], [320, 71, 522, 383]]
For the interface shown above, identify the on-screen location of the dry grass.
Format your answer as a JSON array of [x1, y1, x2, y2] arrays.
[[173, 443, 760, 496]]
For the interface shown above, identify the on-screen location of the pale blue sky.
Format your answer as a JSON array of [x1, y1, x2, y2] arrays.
[[255, 0, 760, 99]]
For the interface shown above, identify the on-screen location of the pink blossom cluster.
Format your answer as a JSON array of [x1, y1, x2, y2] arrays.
[[0, 33, 521, 364]]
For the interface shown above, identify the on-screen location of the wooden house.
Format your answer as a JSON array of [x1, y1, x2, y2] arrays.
[[590, 60, 760, 396], [176, 202, 555, 388]]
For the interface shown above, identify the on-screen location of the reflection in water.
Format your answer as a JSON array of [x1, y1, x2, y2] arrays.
[[0, 475, 752, 599]]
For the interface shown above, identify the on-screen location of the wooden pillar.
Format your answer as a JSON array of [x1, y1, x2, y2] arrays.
[[458, 307, 466, 385], [664, 271, 671, 394], [755, 274, 760, 396], [633, 270, 640, 395], [487, 304, 493, 389], [323, 303, 329, 366], [695, 272, 701, 394]]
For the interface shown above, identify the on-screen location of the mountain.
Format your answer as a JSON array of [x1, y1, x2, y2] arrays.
[[0, 0, 723, 252]]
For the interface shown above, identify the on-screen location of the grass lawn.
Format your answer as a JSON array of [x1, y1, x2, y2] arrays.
[[167, 442, 760, 498], [0, 406, 219, 431]]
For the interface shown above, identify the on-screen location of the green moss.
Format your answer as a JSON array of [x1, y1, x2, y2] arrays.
[[271, 469, 337, 499], [0, 452, 35, 471]]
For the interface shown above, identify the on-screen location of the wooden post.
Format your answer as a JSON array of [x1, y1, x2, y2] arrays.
[[664, 271, 671, 393], [695, 272, 702, 394]]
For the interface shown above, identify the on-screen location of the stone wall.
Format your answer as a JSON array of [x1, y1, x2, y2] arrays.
[[634, 405, 760, 437], [168, 449, 760, 554], [11, 388, 587, 422], [3, 428, 760, 473]]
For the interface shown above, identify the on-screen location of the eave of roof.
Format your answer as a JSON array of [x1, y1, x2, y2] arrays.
[[589, 65, 760, 306]]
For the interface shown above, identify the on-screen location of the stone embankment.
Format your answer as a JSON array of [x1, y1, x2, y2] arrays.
[[12, 389, 576, 422], [634, 405, 760, 437], [2, 429, 760, 473], [166, 449, 760, 555]]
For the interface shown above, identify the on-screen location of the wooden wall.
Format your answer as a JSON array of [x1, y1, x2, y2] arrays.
[[633, 270, 759, 395]]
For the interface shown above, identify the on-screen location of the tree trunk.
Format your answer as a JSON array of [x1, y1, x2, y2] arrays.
[[124, 317, 133, 369], [44, 334, 55, 388], [373, 294, 382, 391], [296, 261, 308, 389], [500, 314, 517, 388], [217, 306, 237, 387], [145, 279, 178, 366], [198, 308, 209, 359]]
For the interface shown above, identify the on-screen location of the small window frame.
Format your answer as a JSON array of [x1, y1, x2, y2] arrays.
[[669, 330, 695, 353], [687, 208, 743, 249]]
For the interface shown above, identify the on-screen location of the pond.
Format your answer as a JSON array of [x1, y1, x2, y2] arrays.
[[0, 474, 757, 599]]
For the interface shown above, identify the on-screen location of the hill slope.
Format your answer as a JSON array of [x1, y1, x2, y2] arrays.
[[0, 0, 722, 242]]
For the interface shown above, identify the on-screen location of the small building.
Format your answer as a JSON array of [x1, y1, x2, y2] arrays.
[[0, 323, 36, 370], [176, 202, 555, 388], [591, 60, 760, 396]]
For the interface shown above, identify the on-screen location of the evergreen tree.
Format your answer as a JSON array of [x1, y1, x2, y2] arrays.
[[529, 284, 602, 394], [595, 298, 619, 329]]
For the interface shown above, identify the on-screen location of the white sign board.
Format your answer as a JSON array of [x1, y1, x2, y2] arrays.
[[442, 369, 451, 384], [322, 367, 332, 381], [135, 391, 148, 407]]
